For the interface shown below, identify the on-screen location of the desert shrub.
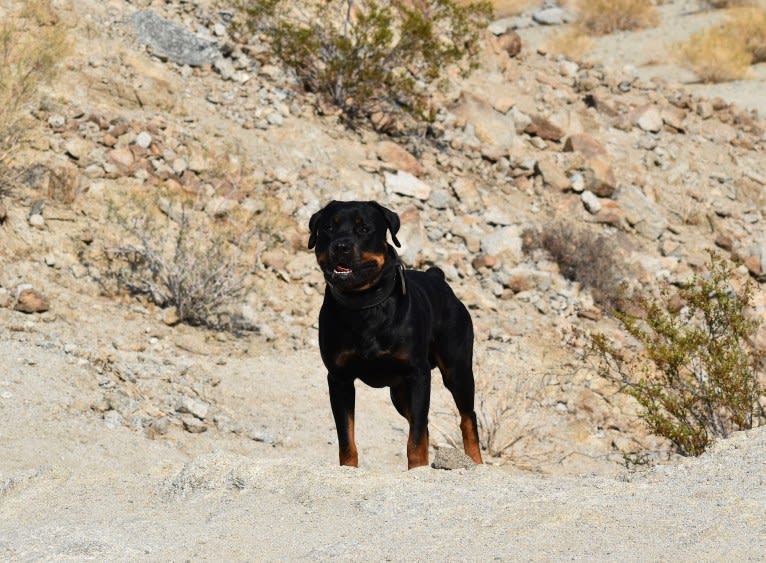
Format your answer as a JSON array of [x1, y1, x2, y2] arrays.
[[0, 0, 69, 195], [592, 254, 765, 456], [105, 195, 256, 329], [677, 25, 752, 82], [726, 6, 766, 63], [545, 26, 594, 59], [522, 222, 622, 310], [431, 367, 543, 459], [701, 0, 757, 8], [233, 0, 492, 129], [574, 0, 658, 35]]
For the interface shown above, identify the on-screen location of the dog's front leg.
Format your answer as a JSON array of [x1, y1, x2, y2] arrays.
[[327, 374, 358, 467], [406, 369, 431, 469]]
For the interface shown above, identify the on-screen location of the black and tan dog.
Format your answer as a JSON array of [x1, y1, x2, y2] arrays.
[[308, 200, 483, 469]]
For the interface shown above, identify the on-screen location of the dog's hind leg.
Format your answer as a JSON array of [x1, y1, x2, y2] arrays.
[[436, 350, 483, 465]]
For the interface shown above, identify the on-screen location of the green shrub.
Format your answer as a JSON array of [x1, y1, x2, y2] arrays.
[[233, 0, 492, 129], [592, 254, 765, 456]]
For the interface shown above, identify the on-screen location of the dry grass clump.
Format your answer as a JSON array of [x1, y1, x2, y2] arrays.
[[0, 0, 69, 195], [701, 0, 758, 8], [677, 5, 766, 82], [574, 0, 658, 36], [545, 26, 594, 59], [488, 0, 537, 17], [726, 6, 766, 62], [677, 23, 753, 82], [522, 222, 623, 310], [105, 193, 258, 330]]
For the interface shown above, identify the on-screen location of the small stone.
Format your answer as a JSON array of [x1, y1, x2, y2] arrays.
[[581, 190, 601, 214], [532, 7, 567, 25], [176, 397, 210, 420], [47, 114, 66, 128], [0, 287, 11, 308], [563, 134, 606, 158], [181, 414, 207, 433], [536, 158, 571, 191], [172, 158, 187, 175], [162, 306, 181, 326], [0, 203, 7, 223], [135, 131, 152, 149], [28, 214, 45, 229], [384, 171, 431, 200], [14, 286, 50, 314], [376, 141, 424, 176], [495, 31, 522, 58], [582, 157, 617, 198], [431, 447, 476, 470], [525, 114, 565, 141], [633, 106, 663, 133]]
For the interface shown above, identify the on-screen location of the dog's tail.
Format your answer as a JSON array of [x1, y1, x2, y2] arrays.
[[425, 266, 446, 281]]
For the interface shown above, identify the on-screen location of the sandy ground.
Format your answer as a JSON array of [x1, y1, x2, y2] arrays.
[[2, 321, 765, 561], [519, 2, 766, 116]]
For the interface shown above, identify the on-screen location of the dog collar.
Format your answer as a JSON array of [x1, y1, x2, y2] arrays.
[[329, 262, 407, 310]]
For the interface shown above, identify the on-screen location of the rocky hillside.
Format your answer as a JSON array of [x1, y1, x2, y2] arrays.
[[2, 0, 766, 482]]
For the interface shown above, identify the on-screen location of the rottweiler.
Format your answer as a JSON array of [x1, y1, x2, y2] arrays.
[[308, 200, 483, 469]]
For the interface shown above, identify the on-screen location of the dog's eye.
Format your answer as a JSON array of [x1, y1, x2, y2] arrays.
[[357, 225, 369, 235], [325, 224, 336, 233]]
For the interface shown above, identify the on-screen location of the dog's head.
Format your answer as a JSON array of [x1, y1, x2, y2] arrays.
[[308, 201, 401, 291]]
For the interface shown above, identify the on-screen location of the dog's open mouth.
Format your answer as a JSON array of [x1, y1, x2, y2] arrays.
[[333, 264, 353, 277]]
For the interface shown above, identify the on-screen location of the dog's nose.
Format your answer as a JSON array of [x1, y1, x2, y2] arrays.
[[331, 239, 353, 255]]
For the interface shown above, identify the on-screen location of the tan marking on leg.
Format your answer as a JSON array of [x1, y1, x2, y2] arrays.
[[407, 429, 429, 469], [339, 413, 358, 467], [460, 412, 483, 464]]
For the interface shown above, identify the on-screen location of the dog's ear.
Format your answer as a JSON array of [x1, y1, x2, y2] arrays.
[[368, 201, 401, 248], [308, 206, 326, 250]]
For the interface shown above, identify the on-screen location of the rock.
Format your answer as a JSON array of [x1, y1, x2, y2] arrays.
[[107, 147, 135, 173], [135, 131, 152, 149], [129, 10, 220, 67], [581, 190, 602, 214], [28, 214, 45, 229], [451, 177, 482, 212], [632, 106, 663, 133], [495, 30, 522, 58], [181, 414, 207, 433], [452, 91, 517, 151], [0, 287, 11, 308], [376, 141, 424, 176], [501, 267, 552, 293], [536, 158, 571, 191], [213, 57, 236, 80], [397, 206, 425, 265], [47, 164, 80, 203], [509, 107, 532, 133], [0, 203, 6, 223], [616, 184, 667, 240], [176, 397, 210, 420], [14, 286, 50, 314], [384, 171, 431, 200], [431, 447, 476, 470], [563, 134, 607, 159], [47, 114, 66, 128], [582, 157, 617, 198], [525, 115, 565, 141], [481, 226, 523, 263], [162, 306, 181, 326], [492, 97, 515, 114], [532, 7, 567, 25], [64, 138, 90, 160]]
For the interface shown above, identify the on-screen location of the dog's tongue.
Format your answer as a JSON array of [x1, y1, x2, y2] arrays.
[[334, 265, 352, 274]]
